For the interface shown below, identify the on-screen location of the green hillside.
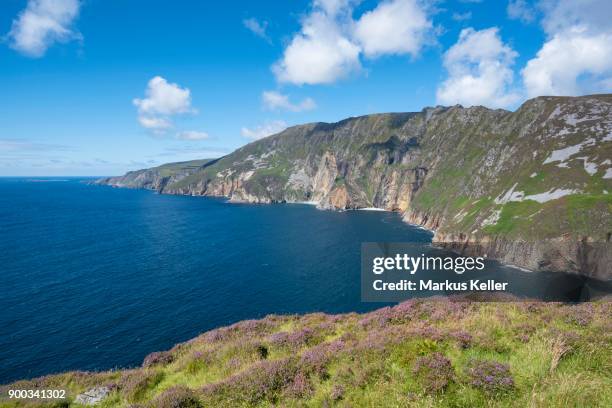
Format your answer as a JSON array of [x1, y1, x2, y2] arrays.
[[2, 300, 610, 407]]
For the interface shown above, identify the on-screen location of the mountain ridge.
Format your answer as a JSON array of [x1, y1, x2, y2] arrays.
[[97, 94, 612, 279]]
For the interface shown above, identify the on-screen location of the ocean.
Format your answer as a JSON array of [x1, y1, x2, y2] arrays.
[[0, 177, 603, 383]]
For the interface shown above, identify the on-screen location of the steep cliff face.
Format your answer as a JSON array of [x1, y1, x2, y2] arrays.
[[97, 95, 612, 279], [99, 159, 213, 191]]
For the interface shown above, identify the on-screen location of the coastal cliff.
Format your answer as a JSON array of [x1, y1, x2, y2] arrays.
[[97, 95, 612, 279]]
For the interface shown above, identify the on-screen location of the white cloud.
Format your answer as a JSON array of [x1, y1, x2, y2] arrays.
[[273, 8, 361, 85], [507, 0, 536, 23], [452, 12, 472, 22], [243, 18, 269, 40], [314, 0, 353, 16], [273, 0, 435, 85], [0, 138, 71, 152], [262, 91, 316, 112], [176, 131, 209, 141], [522, 28, 612, 97], [133, 76, 193, 116], [539, 0, 612, 36], [353, 0, 433, 58], [133, 76, 194, 132], [241, 120, 288, 140], [7, 0, 81, 57], [436, 27, 520, 108], [522, 0, 612, 97], [138, 116, 171, 131]]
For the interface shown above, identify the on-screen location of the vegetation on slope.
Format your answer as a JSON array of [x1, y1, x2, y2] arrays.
[[3, 300, 610, 407], [99, 95, 612, 243]]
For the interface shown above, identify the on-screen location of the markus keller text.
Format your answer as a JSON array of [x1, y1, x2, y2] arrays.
[[373, 279, 509, 291]]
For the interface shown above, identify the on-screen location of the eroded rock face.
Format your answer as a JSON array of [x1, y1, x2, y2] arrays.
[[75, 386, 110, 405], [96, 95, 612, 278]]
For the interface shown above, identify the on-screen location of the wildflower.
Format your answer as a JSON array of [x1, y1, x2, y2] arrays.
[[412, 352, 454, 393], [202, 358, 297, 404], [285, 371, 312, 398], [142, 351, 173, 368], [564, 304, 594, 326], [268, 328, 314, 349], [449, 330, 472, 348], [151, 386, 202, 408], [120, 370, 165, 402], [465, 359, 514, 394], [330, 384, 344, 401]]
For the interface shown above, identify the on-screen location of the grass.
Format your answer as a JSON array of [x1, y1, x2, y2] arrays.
[[1, 301, 610, 407], [483, 201, 542, 235]]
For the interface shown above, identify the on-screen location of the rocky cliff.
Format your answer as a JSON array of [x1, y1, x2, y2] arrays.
[[96, 95, 612, 279]]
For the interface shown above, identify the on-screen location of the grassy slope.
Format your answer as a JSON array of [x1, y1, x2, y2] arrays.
[[151, 160, 214, 178], [3, 300, 610, 407]]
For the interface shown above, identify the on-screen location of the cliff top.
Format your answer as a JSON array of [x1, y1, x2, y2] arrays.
[[3, 299, 610, 407]]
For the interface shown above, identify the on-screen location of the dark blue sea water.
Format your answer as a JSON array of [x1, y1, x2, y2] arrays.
[[1, 178, 432, 383], [0, 178, 605, 384]]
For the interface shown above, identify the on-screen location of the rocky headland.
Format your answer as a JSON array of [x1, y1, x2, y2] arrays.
[[96, 95, 612, 279]]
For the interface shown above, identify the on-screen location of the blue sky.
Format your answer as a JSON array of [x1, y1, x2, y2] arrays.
[[1, 0, 610, 176]]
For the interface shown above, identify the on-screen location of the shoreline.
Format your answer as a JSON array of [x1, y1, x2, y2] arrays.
[[93, 183, 612, 279]]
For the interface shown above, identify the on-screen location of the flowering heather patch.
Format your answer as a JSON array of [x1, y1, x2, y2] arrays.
[[412, 352, 454, 393], [339, 331, 358, 344], [513, 323, 536, 343], [4, 301, 611, 407], [299, 341, 343, 378], [417, 301, 442, 320], [357, 326, 404, 352], [191, 350, 214, 364], [564, 303, 594, 326], [284, 371, 313, 398], [228, 317, 277, 335], [359, 306, 395, 328], [201, 357, 297, 405], [326, 339, 345, 353], [449, 330, 472, 348], [316, 320, 336, 333], [142, 351, 174, 367], [394, 298, 469, 322], [200, 327, 232, 343], [526, 301, 543, 313], [151, 386, 202, 408], [226, 357, 241, 371], [406, 323, 446, 342], [328, 314, 344, 324], [330, 384, 345, 401], [268, 327, 315, 349], [465, 359, 514, 394], [357, 313, 384, 328], [120, 370, 165, 402], [391, 299, 417, 320]]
